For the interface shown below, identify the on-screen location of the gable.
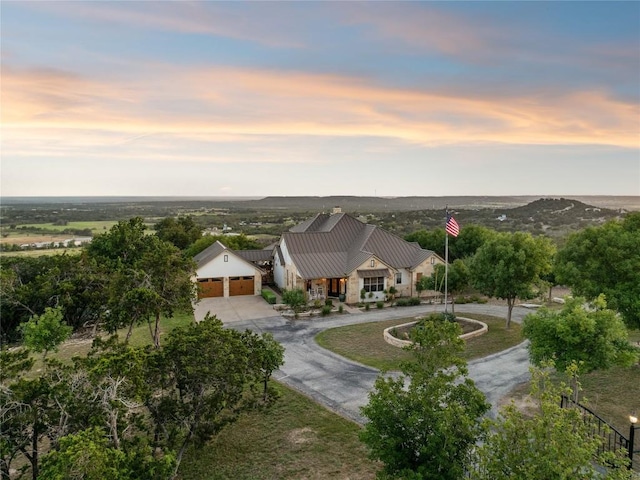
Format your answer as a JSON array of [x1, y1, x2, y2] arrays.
[[282, 212, 437, 279]]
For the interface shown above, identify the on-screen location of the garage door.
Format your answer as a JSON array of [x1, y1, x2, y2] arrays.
[[229, 276, 254, 296], [198, 278, 223, 298]]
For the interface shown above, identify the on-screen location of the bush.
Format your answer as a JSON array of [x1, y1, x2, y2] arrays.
[[407, 297, 421, 306], [321, 305, 332, 316], [376, 301, 384, 309], [365, 303, 370, 311], [325, 298, 333, 306], [395, 299, 409, 307], [338, 305, 344, 314], [261, 289, 276, 305], [313, 299, 322, 309], [441, 311, 456, 322]]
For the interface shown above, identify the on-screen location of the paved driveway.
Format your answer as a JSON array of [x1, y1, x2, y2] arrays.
[[194, 295, 281, 324], [216, 303, 532, 424]]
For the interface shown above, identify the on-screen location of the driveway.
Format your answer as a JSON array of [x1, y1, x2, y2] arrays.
[[209, 302, 533, 424], [194, 295, 281, 324]]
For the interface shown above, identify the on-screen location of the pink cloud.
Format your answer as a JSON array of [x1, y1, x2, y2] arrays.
[[2, 64, 638, 166]]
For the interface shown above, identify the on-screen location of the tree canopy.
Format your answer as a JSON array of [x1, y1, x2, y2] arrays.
[[555, 212, 640, 328], [472, 363, 633, 479], [154, 216, 203, 250], [470, 231, 554, 327], [522, 295, 638, 373], [360, 315, 489, 479]]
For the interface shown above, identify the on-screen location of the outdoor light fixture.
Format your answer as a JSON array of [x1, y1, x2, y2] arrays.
[[631, 414, 638, 425]]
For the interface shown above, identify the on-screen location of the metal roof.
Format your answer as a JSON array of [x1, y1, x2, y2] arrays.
[[282, 213, 437, 279], [235, 249, 272, 262], [357, 268, 391, 278]]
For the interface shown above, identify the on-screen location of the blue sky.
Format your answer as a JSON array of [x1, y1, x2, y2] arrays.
[[2, 1, 638, 197]]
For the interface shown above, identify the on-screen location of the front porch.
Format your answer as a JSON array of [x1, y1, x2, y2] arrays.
[[305, 277, 347, 302]]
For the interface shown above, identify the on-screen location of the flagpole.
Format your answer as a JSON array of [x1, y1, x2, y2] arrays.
[[444, 208, 449, 314]]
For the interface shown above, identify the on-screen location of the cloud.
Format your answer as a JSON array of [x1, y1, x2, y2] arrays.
[[2, 63, 638, 168]]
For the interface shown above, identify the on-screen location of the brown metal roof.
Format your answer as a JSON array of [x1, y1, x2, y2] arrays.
[[235, 249, 272, 262], [193, 240, 226, 269], [357, 268, 390, 278], [282, 213, 437, 279]]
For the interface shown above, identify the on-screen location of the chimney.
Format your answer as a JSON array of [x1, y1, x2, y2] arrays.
[[332, 206, 342, 214]]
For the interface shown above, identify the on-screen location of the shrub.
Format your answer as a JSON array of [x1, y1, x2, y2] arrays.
[[325, 298, 333, 306], [395, 299, 409, 307], [407, 297, 421, 306], [321, 305, 332, 316], [442, 311, 456, 322], [365, 303, 370, 311], [313, 299, 322, 309], [338, 305, 344, 314], [376, 301, 384, 309], [261, 289, 276, 304]]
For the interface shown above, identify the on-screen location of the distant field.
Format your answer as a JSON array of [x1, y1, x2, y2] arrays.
[[19, 220, 119, 232]]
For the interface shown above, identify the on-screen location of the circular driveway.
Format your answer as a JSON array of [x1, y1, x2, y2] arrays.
[[196, 299, 532, 424]]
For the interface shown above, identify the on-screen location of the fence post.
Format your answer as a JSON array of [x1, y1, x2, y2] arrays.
[[629, 422, 636, 470]]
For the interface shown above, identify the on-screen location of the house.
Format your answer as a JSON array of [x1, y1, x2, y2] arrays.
[[194, 241, 266, 298], [273, 211, 444, 304]]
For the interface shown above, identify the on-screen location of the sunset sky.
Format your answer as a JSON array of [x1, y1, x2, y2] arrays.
[[2, 1, 639, 197]]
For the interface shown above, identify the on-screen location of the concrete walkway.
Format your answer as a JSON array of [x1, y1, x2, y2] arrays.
[[218, 302, 532, 424]]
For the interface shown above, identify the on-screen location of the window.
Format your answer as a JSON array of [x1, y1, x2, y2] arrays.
[[430, 256, 435, 264], [395, 272, 402, 284], [363, 276, 384, 293], [370, 259, 375, 267], [224, 254, 229, 262]]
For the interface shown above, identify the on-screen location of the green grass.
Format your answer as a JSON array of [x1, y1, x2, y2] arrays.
[[29, 311, 194, 373], [0, 248, 83, 258], [19, 221, 120, 232], [315, 314, 523, 371], [507, 362, 640, 434], [177, 382, 379, 480]]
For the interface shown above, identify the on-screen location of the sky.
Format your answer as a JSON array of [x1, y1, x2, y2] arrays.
[[1, 1, 639, 198]]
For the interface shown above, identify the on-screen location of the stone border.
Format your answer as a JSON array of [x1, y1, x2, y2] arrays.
[[383, 316, 488, 348]]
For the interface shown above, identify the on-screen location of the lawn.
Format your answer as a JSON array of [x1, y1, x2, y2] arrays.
[[178, 383, 379, 480], [29, 311, 194, 373], [506, 360, 640, 435], [315, 314, 523, 372]]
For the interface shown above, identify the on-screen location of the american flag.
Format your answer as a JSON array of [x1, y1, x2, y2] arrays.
[[446, 214, 460, 237]]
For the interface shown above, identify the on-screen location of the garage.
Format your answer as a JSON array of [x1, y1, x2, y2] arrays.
[[198, 278, 223, 298], [229, 276, 254, 296]]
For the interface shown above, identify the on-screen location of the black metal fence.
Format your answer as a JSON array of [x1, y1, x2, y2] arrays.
[[560, 394, 639, 472]]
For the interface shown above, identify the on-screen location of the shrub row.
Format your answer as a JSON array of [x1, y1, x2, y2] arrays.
[[395, 297, 421, 307], [261, 289, 276, 304]]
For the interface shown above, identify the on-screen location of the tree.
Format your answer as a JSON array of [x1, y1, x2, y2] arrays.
[[449, 224, 495, 260], [146, 315, 263, 477], [360, 315, 489, 479], [39, 427, 126, 480], [470, 232, 554, 328], [555, 213, 640, 328], [88, 218, 196, 346], [39, 427, 175, 480], [423, 260, 470, 314], [405, 228, 446, 258], [155, 216, 203, 250], [242, 331, 285, 402], [282, 288, 306, 317], [472, 363, 632, 479], [184, 233, 260, 257], [1, 254, 104, 342], [522, 295, 638, 374], [20, 306, 72, 360]]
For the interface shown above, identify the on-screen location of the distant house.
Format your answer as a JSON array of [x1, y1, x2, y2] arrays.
[[194, 241, 266, 298], [273, 210, 444, 304]]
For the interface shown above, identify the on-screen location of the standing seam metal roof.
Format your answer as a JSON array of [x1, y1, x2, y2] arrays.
[[283, 213, 436, 279]]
